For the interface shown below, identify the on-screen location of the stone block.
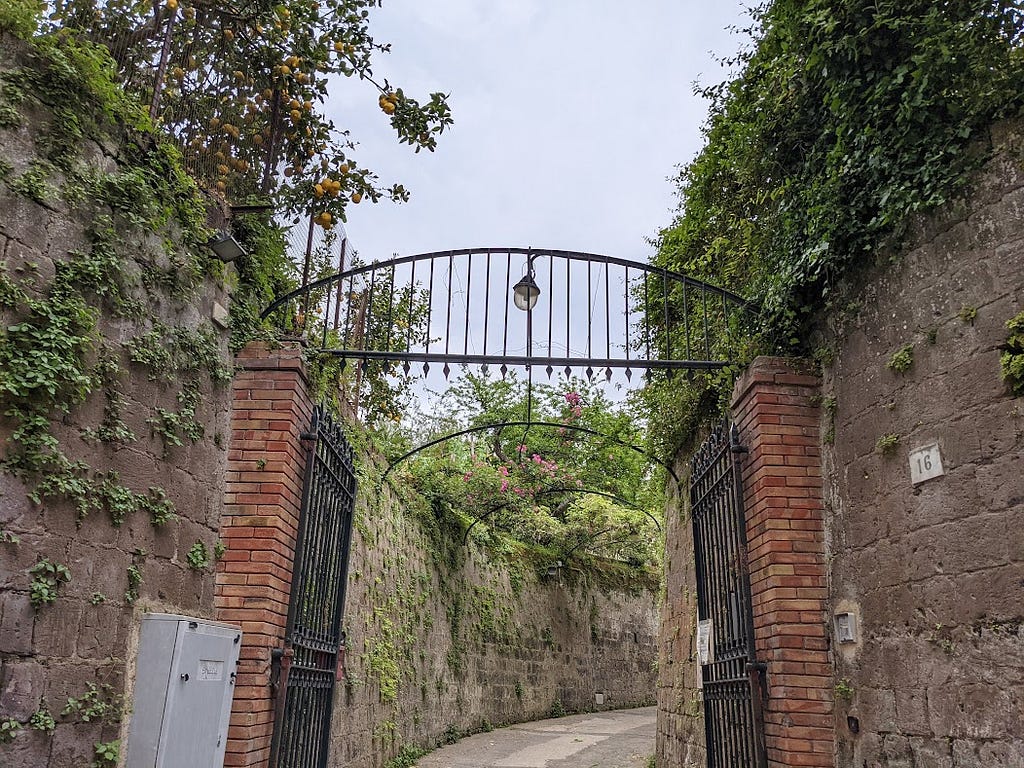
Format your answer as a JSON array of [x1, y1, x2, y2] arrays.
[[0, 592, 33, 655], [0, 726, 51, 767], [48, 722, 105, 768], [909, 736, 954, 768], [895, 687, 931, 736], [0, 473, 31, 526], [75, 603, 123, 660], [0, 660, 46, 720], [0, 190, 50, 251], [32, 601, 81, 658]]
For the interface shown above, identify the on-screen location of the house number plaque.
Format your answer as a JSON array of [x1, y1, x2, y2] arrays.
[[908, 442, 944, 485]]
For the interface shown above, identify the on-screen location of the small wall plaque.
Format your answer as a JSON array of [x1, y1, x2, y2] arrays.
[[834, 612, 858, 644], [696, 619, 713, 666], [908, 442, 944, 485]]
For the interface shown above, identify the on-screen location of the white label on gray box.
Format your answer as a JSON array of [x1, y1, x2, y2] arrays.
[[909, 443, 944, 485], [198, 660, 224, 682]]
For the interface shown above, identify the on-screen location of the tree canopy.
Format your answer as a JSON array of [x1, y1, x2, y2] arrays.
[[39, 0, 452, 225]]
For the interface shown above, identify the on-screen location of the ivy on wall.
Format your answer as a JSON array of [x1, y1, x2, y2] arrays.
[[641, 0, 1024, 456], [0, 15, 244, 753], [0, 28, 227, 526]]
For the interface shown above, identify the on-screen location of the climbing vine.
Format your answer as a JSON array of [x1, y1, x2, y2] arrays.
[[0, 20, 231, 705], [643, 0, 1024, 455]]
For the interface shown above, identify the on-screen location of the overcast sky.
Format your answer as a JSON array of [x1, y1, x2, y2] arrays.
[[330, 1, 750, 266]]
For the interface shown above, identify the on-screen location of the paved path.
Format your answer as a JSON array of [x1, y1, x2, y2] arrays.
[[413, 707, 656, 768]]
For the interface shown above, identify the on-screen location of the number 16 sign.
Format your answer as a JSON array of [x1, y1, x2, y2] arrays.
[[909, 442, 944, 485]]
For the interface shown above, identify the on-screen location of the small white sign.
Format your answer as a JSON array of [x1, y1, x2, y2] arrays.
[[198, 659, 224, 682], [908, 443, 944, 485], [696, 619, 714, 666]]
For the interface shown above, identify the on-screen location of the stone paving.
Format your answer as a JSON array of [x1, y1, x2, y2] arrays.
[[413, 707, 656, 768]]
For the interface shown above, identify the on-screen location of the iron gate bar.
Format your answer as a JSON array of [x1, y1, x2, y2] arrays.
[[690, 420, 767, 768], [262, 248, 752, 319], [270, 406, 357, 768], [313, 350, 728, 370]]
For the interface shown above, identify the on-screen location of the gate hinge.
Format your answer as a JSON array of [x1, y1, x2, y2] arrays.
[[729, 424, 748, 453], [745, 661, 767, 673]]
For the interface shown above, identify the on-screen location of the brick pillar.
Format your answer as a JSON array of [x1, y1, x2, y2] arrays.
[[731, 357, 834, 768], [215, 342, 314, 768]]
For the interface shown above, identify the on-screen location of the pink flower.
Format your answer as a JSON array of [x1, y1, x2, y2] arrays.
[[565, 391, 581, 406], [572, 405, 582, 418], [500, 479, 509, 493]]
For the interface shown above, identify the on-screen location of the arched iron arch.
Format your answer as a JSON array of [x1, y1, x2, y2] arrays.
[[380, 420, 681, 486], [261, 246, 755, 378]]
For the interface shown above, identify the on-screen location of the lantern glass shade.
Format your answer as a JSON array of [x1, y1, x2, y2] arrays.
[[512, 273, 540, 311]]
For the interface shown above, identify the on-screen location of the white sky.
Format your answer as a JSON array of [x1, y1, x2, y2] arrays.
[[331, 1, 750, 265]]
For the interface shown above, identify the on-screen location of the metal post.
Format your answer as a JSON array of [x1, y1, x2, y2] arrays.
[[300, 211, 316, 329], [332, 238, 348, 330], [262, 88, 284, 194], [149, 6, 179, 122]]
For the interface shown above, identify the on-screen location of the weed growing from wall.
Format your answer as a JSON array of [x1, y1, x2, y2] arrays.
[[886, 345, 915, 374], [27, 559, 71, 608], [1001, 311, 1024, 396]]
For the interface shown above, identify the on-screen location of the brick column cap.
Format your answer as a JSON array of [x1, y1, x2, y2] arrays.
[[731, 356, 820, 408], [235, 340, 309, 384]]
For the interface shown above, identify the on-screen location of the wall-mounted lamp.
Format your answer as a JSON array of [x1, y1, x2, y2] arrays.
[[207, 231, 246, 263], [512, 254, 541, 312]]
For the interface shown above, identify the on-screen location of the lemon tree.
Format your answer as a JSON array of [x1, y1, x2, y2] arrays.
[[43, 0, 452, 226]]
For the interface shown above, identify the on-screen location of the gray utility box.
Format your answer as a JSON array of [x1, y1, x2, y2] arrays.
[[125, 613, 242, 768]]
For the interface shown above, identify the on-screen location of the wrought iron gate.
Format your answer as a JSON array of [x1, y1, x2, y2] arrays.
[[270, 406, 357, 768], [690, 421, 767, 768]]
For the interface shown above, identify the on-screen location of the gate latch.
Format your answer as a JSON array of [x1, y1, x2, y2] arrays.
[[270, 646, 294, 698], [746, 660, 768, 704]]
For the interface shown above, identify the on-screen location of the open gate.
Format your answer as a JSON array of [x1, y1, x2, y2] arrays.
[[270, 405, 357, 768], [690, 421, 767, 768]]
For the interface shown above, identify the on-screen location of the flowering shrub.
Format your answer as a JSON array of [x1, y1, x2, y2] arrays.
[[402, 373, 662, 566]]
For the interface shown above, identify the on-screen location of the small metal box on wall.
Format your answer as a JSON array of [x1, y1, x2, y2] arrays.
[[125, 613, 242, 768]]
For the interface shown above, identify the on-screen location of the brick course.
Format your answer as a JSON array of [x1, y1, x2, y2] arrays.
[[732, 357, 834, 768], [215, 342, 313, 768]]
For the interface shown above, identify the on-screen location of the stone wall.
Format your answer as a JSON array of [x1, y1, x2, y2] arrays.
[[655, 462, 706, 768], [0, 35, 231, 768], [331, 459, 660, 768], [655, 120, 1024, 768], [821, 119, 1024, 767]]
